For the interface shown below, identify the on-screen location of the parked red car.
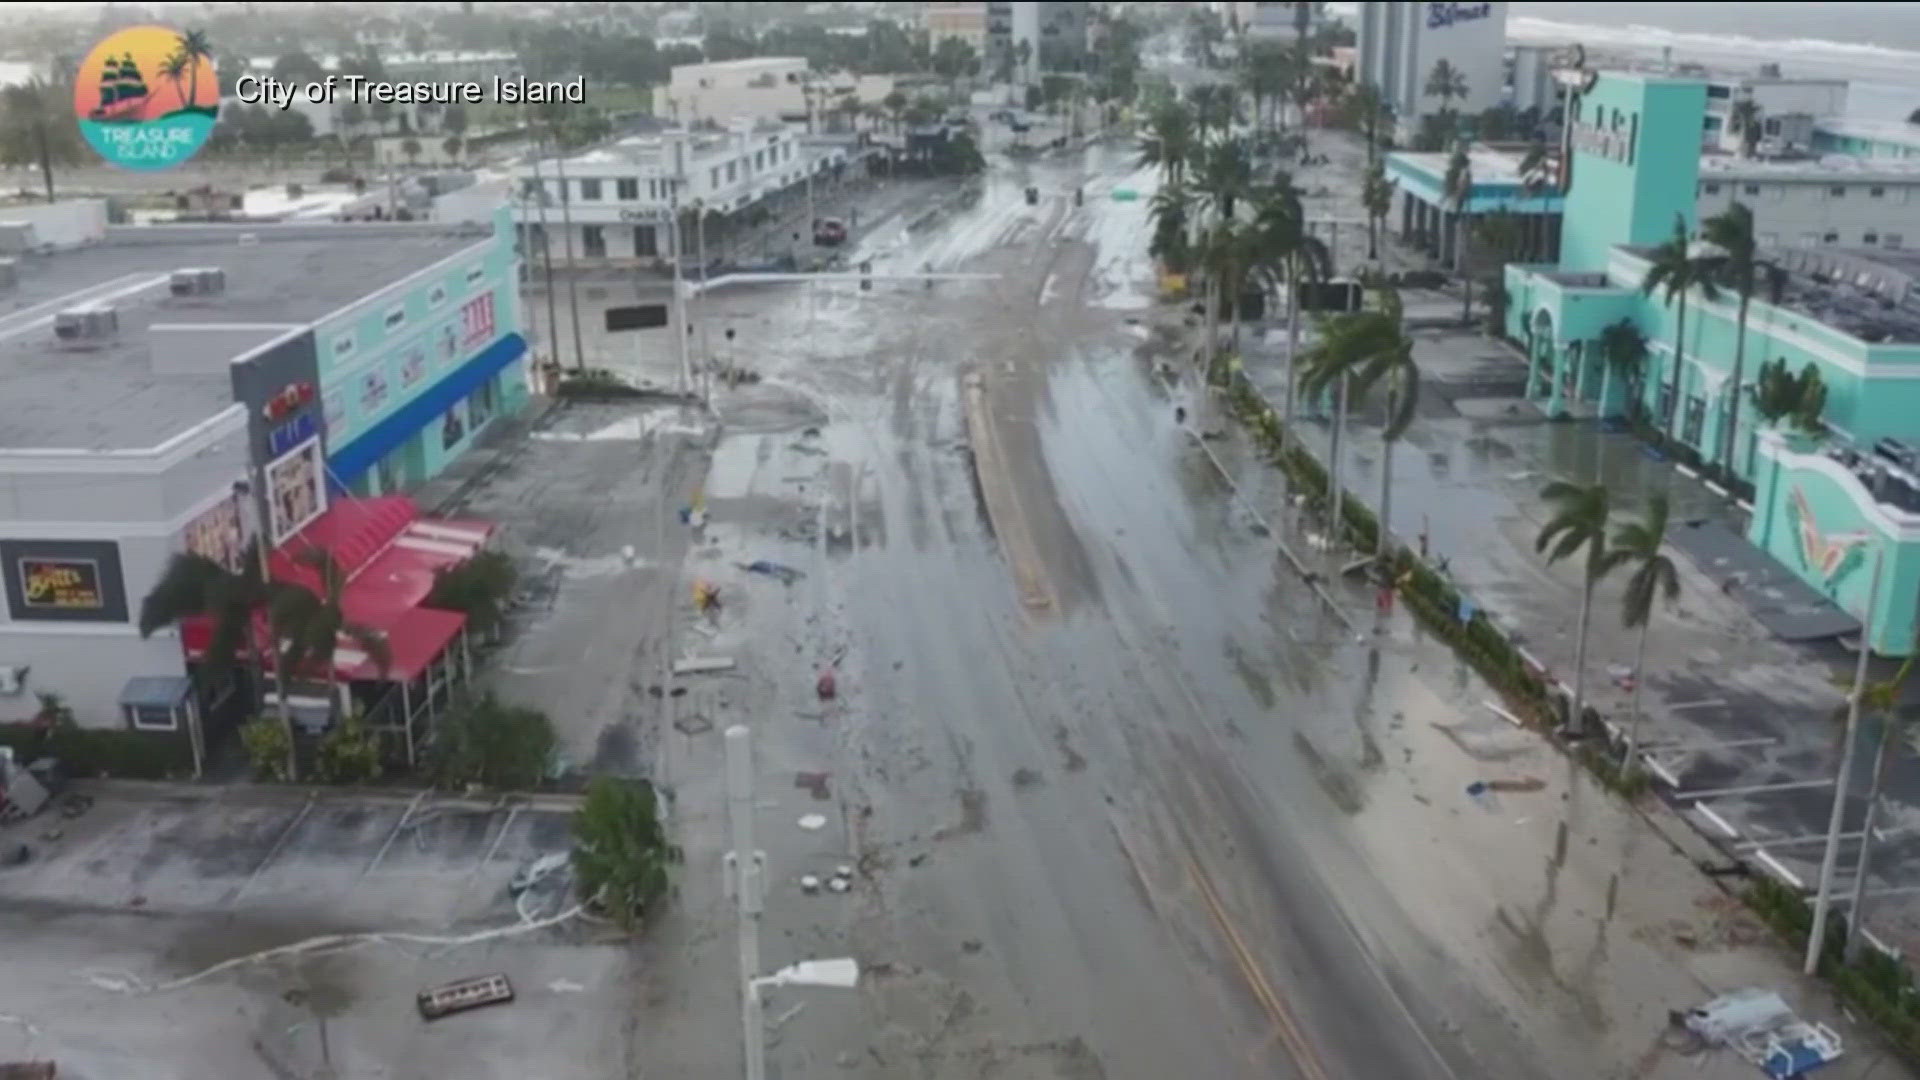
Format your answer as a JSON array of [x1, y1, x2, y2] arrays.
[[812, 218, 848, 246]]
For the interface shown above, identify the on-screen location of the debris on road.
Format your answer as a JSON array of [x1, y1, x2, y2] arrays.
[[508, 852, 569, 897], [417, 973, 516, 1021], [795, 771, 831, 800], [816, 667, 838, 699], [693, 579, 720, 612], [1679, 988, 1843, 1077], [1482, 777, 1546, 794], [740, 560, 806, 585], [672, 656, 736, 676], [798, 813, 828, 831]]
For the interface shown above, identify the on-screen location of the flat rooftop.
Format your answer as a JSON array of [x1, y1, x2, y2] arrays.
[[1619, 243, 1920, 346], [1391, 147, 1534, 186], [1701, 154, 1920, 179], [0, 223, 489, 452]]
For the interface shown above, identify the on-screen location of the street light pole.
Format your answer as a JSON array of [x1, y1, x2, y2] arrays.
[[723, 725, 767, 1080], [1807, 548, 1885, 975]]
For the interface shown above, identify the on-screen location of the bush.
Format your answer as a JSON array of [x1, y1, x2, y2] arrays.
[[427, 550, 518, 641], [0, 722, 195, 780], [555, 368, 649, 400], [572, 776, 682, 928], [241, 716, 293, 781], [315, 713, 383, 784], [427, 691, 557, 790]]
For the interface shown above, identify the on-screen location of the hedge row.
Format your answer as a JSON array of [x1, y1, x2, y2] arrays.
[[1746, 876, 1920, 1061], [0, 723, 195, 780], [1219, 374, 1642, 798]]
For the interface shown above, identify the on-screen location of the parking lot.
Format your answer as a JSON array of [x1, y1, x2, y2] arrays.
[[0, 785, 636, 1080]]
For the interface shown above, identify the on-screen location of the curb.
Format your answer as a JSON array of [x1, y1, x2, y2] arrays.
[[67, 777, 585, 811]]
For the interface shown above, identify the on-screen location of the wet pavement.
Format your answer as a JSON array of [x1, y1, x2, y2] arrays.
[[472, 128, 1920, 1079]]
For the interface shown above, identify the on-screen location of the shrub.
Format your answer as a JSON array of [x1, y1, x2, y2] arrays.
[[555, 368, 649, 400], [0, 723, 195, 780], [572, 776, 682, 928], [315, 713, 383, 784], [427, 550, 518, 641], [241, 716, 293, 780], [427, 691, 557, 790]]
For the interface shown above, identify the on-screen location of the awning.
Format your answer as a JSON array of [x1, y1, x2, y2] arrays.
[[119, 675, 193, 711], [335, 607, 467, 682]]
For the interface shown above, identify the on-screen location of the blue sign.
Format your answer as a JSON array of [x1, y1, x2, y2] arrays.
[[1428, 2, 1493, 29], [268, 412, 316, 459]]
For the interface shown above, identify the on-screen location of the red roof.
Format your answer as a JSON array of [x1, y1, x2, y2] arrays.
[[180, 495, 495, 684]]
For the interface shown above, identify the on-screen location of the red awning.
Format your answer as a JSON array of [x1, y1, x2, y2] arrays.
[[333, 607, 468, 683], [179, 495, 495, 684]]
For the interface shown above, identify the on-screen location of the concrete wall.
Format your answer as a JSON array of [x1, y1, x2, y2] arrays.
[[1559, 74, 1705, 274], [0, 199, 109, 249], [1697, 174, 1920, 250]]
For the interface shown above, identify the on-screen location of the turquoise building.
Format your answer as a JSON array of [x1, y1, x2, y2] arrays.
[[1502, 72, 1920, 655], [318, 206, 531, 496]]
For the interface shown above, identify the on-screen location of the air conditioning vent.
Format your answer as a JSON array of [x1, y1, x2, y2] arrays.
[[168, 267, 227, 297], [53, 304, 119, 346]]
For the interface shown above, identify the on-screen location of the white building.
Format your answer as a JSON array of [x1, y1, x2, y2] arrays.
[[1703, 74, 1848, 154], [1506, 44, 1556, 115], [1697, 156, 1920, 252], [506, 122, 844, 266], [924, 2, 989, 53], [1357, 1, 1509, 141], [1219, 1, 1323, 40], [658, 57, 893, 131]]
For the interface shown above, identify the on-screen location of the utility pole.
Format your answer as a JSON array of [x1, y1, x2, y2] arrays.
[[550, 130, 588, 372], [1808, 549, 1884, 975], [670, 203, 691, 396], [527, 132, 561, 379], [697, 201, 713, 408], [723, 725, 767, 1080]]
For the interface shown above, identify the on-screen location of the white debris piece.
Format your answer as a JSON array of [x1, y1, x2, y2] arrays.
[[672, 656, 737, 675], [797, 814, 828, 831]]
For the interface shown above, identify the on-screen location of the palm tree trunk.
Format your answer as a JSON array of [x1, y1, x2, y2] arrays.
[[1722, 289, 1752, 475], [1367, 210, 1379, 261], [1376, 389, 1397, 562], [1620, 620, 1651, 773], [1457, 212, 1473, 325], [1568, 571, 1594, 733], [1329, 371, 1349, 551], [1666, 295, 1688, 442], [1283, 254, 1301, 455], [34, 120, 54, 202], [1845, 715, 1897, 961]]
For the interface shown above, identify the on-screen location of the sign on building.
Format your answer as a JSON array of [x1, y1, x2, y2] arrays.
[[0, 539, 129, 623], [266, 437, 326, 544]]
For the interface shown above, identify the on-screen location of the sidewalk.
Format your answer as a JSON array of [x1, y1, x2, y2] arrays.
[[1177, 351, 1919, 1078]]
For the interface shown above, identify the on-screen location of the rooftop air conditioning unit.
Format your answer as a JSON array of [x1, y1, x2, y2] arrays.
[[0, 222, 37, 255], [53, 303, 119, 346], [169, 266, 227, 298], [0, 258, 16, 291]]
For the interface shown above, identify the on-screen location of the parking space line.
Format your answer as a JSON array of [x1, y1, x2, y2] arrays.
[[1695, 804, 1740, 839], [1665, 699, 1728, 712], [1641, 736, 1776, 752], [1643, 756, 1681, 789], [1675, 778, 1833, 801], [231, 793, 315, 905], [360, 791, 428, 879], [1737, 830, 1863, 850], [1754, 848, 1805, 890], [468, 804, 522, 884]]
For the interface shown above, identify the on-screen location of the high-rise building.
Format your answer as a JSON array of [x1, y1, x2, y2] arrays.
[[924, 2, 989, 55], [1357, 2, 1509, 141], [986, 1, 1089, 83]]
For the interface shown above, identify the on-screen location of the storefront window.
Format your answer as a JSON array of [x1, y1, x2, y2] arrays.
[[376, 452, 400, 495], [468, 378, 495, 431], [1682, 394, 1706, 447], [442, 405, 466, 451]]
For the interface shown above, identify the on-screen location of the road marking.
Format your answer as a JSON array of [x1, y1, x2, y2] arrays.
[[1644, 756, 1681, 789], [1675, 778, 1833, 801], [1754, 848, 1805, 890], [232, 793, 316, 904], [1185, 850, 1333, 1080], [1666, 698, 1727, 712], [1695, 803, 1739, 839], [360, 790, 428, 879]]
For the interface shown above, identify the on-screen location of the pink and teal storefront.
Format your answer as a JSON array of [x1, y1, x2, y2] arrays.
[[318, 207, 531, 497]]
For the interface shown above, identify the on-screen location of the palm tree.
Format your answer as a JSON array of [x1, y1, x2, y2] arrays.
[[1362, 161, 1394, 261], [1640, 216, 1721, 443], [1137, 99, 1196, 184], [1599, 493, 1680, 776], [1750, 358, 1828, 433], [1423, 58, 1468, 140], [401, 137, 421, 168], [1299, 281, 1418, 559], [1535, 480, 1614, 734], [1148, 180, 1194, 273], [1599, 318, 1650, 420], [1843, 648, 1920, 960], [1443, 142, 1474, 322], [1729, 97, 1762, 158], [271, 547, 393, 733], [1699, 201, 1761, 476], [1195, 135, 1255, 223], [1343, 82, 1393, 168], [1474, 211, 1522, 333], [0, 79, 84, 202], [882, 89, 908, 135], [174, 29, 214, 112], [1256, 177, 1332, 453], [160, 51, 191, 113], [442, 135, 463, 162]]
